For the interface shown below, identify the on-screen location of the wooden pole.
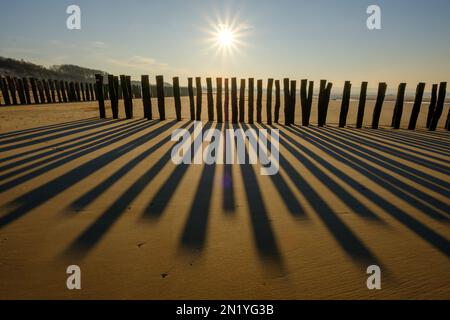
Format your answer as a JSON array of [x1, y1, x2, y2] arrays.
[[300, 79, 308, 125], [49, 79, 56, 103], [156, 75, 165, 120], [0, 77, 11, 105], [126, 76, 133, 117], [248, 78, 254, 124], [95, 74, 106, 118], [6, 76, 18, 105], [29, 78, 39, 104], [206, 77, 214, 121], [338, 81, 352, 127], [266, 78, 274, 125], [283, 78, 290, 125], [141, 75, 152, 120], [173, 76, 182, 121], [371, 82, 387, 129], [43, 79, 52, 103], [429, 82, 447, 131], [89, 83, 95, 101], [120, 75, 129, 118], [426, 84, 438, 128], [257, 79, 263, 123], [16, 78, 26, 105], [407, 82, 426, 130], [356, 81, 368, 128], [38, 80, 46, 103], [392, 83, 407, 129], [239, 79, 245, 122], [216, 77, 223, 123], [109, 75, 119, 119], [317, 79, 327, 126], [231, 77, 238, 123], [188, 77, 195, 120], [224, 78, 229, 122], [322, 82, 332, 126], [274, 80, 281, 123], [60, 80, 67, 103], [22, 78, 31, 104], [54, 79, 61, 103], [195, 77, 202, 121], [290, 80, 297, 125]]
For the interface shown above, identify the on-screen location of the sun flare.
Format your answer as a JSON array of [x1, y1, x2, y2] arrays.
[[205, 18, 250, 58], [216, 26, 235, 47]]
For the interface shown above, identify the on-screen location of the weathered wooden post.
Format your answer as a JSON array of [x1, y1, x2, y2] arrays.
[[300, 79, 308, 125], [274, 80, 281, 123], [29, 78, 39, 103], [0, 77, 11, 105], [283, 78, 290, 125], [224, 78, 229, 122], [188, 77, 195, 120], [392, 83, 407, 129], [338, 81, 352, 127], [54, 80, 61, 103], [80, 82, 86, 101], [120, 75, 130, 118], [69, 81, 75, 102], [49, 79, 56, 103], [206, 77, 214, 121], [317, 79, 327, 126], [113, 77, 120, 108], [141, 75, 152, 120], [126, 76, 133, 118], [321, 82, 332, 126], [231, 77, 238, 123], [290, 80, 297, 125], [38, 80, 46, 103], [407, 82, 425, 130], [22, 78, 32, 104], [356, 81, 368, 128], [75, 82, 81, 102], [84, 82, 90, 101], [248, 78, 254, 124], [60, 80, 67, 103], [239, 79, 245, 122], [89, 83, 95, 101], [156, 75, 165, 120], [371, 82, 387, 129], [43, 79, 52, 103], [256, 79, 263, 123], [266, 78, 274, 125], [95, 74, 106, 118], [195, 77, 202, 121], [16, 78, 26, 105], [426, 84, 438, 128], [173, 76, 182, 121], [109, 75, 119, 119], [216, 77, 223, 123], [6, 76, 18, 105], [429, 82, 447, 131], [445, 110, 450, 130]]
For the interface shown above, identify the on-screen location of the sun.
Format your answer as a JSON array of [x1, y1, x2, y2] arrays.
[[216, 26, 235, 47]]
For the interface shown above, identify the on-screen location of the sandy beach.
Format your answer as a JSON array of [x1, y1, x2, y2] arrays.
[[0, 96, 449, 299]]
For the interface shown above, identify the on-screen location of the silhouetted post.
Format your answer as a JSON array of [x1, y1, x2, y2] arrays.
[[188, 77, 195, 120], [141, 75, 152, 120], [22, 78, 31, 104], [75, 82, 81, 102], [371, 82, 387, 129], [248, 78, 254, 124], [48, 79, 56, 103], [426, 84, 438, 128], [95, 74, 106, 118], [155, 75, 165, 120], [445, 109, 450, 130], [339, 81, 352, 127], [257, 79, 263, 123], [120, 75, 130, 118], [300, 79, 308, 125], [224, 78, 229, 122], [54, 80, 61, 103], [6, 76, 18, 105], [206, 77, 214, 121], [125, 76, 133, 118], [266, 78, 274, 125], [109, 75, 119, 119], [290, 80, 296, 125], [283, 78, 290, 125], [392, 83, 406, 129], [84, 82, 90, 101], [429, 82, 447, 131], [60, 80, 67, 103], [317, 79, 327, 126], [231, 77, 238, 123], [68, 81, 75, 102], [408, 82, 425, 130], [29, 78, 39, 104], [113, 77, 119, 108], [16, 78, 26, 105], [239, 79, 245, 122], [43, 79, 52, 103], [274, 80, 281, 123], [356, 81, 368, 128], [322, 82, 332, 126], [216, 77, 223, 123], [38, 80, 46, 103], [173, 76, 182, 121], [80, 82, 86, 101], [89, 83, 95, 101], [195, 77, 202, 121], [0, 77, 11, 105]]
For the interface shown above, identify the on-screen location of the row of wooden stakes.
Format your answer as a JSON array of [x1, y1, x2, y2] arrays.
[[96, 74, 449, 131]]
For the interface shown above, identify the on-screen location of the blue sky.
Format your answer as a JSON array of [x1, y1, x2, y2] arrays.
[[0, 0, 449, 90]]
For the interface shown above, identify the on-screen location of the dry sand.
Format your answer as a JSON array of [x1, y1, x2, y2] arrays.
[[0, 96, 449, 299]]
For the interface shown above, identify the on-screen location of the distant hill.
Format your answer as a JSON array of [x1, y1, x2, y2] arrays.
[[0, 56, 108, 83]]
